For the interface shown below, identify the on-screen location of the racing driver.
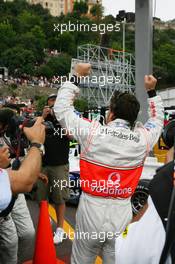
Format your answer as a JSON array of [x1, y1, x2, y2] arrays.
[[54, 63, 164, 264]]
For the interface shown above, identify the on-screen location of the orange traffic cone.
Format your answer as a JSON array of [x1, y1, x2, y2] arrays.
[[24, 201, 64, 264]]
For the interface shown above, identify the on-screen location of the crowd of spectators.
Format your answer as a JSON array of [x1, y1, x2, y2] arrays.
[[0, 75, 62, 89]]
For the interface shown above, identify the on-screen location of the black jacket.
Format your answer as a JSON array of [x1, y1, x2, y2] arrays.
[[43, 114, 69, 166]]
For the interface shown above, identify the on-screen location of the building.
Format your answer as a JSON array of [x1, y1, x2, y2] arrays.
[[28, 0, 74, 17], [28, 0, 102, 17], [70, 0, 102, 15]]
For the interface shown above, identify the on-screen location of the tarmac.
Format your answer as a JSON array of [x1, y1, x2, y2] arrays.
[[23, 199, 102, 264]]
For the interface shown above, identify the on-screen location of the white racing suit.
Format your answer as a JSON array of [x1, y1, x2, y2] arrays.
[[54, 81, 164, 264]]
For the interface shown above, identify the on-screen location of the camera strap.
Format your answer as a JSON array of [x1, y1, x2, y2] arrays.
[[3, 136, 20, 158], [3, 118, 29, 159], [0, 195, 17, 218]]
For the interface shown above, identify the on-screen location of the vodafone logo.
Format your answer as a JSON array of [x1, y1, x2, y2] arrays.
[[107, 172, 121, 188]]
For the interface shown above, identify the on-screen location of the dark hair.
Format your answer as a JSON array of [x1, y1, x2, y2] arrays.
[[0, 108, 15, 126], [110, 91, 140, 128]]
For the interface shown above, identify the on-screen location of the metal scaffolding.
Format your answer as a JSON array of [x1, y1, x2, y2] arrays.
[[71, 44, 136, 107]]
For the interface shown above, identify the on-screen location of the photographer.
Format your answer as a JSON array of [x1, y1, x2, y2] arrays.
[[0, 114, 45, 264], [0, 110, 45, 194], [36, 94, 69, 244]]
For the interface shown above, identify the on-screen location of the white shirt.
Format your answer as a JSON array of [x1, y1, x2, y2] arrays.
[[0, 169, 12, 213], [115, 196, 172, 264]]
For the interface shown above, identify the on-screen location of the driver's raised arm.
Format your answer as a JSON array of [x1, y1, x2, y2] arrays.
[[54, 63, 94, 145], [138, 75, 164, 150]]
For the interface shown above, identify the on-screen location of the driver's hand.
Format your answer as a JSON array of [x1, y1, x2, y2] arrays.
[[144, 75, 157, 91], [23, 117, 45, 144], [74, 63, 91, 77], [0, 146, 11, 168]]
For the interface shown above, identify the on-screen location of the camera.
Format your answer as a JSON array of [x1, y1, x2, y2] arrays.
[[0, 108, 55, 158]]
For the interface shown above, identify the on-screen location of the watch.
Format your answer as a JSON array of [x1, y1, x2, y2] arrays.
[[30, 142, 45, 156]]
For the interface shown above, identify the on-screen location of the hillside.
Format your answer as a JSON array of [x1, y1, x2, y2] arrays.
[[0, 0, 175, 89]]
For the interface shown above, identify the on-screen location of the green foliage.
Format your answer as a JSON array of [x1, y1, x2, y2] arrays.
[[0, 0, 175, 88], [74, 98, 88, 112], [47, 54, 71, 76], [73, 1, 88, 16], [37, 54, 71, 78], [9, 83, 18, 90], [154, 43, 175, 86], [0, 22, 16, 53], [17, 10, 42, 33], [90, 4, 104, 20], [0, 46, 35, 76], [36, 95, 47, 111], [37, 65, 53, 79], [57, 32, 76, 56], [111, 41, 123, 51]]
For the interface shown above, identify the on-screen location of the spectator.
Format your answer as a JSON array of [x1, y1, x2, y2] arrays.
[[36, 94, 70, 244]]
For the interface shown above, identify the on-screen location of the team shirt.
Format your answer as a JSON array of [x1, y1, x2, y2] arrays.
[[0, 169, 12, 213], [115, 196, 172, 264]]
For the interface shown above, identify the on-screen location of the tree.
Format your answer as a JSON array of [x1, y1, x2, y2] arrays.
[[36, 95, 48, 111], [30, 3, 50, 18], [18, 25, 45, 64], [154, 43, 175, 86], [90, 4, 104, 20], [31, 25, 46, 62], [17, 10, 42, 33], [0, 46, 35, 76], [111, 41, 123, 51], [74, 98, 88, 112], [47, 54, 71, 76], [57, 32, 76, 56], [73, 1, 88, 16], [36, 65, 53, 79], [0, 0, 175, 88], [0, 22, 16, 54]]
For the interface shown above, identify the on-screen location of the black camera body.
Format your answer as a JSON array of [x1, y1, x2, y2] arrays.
[[0, 109, 55, 158]]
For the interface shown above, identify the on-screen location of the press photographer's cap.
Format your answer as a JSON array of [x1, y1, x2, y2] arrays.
[[47, 94, 57, 100]]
